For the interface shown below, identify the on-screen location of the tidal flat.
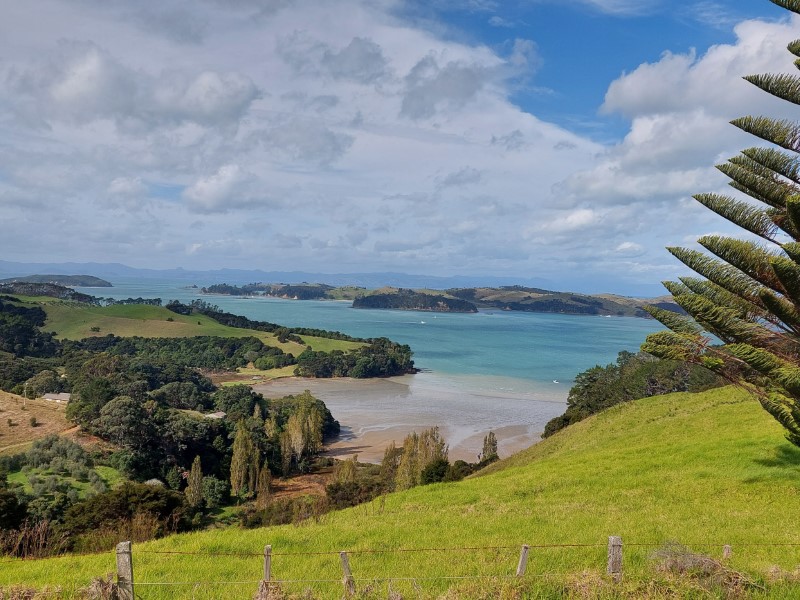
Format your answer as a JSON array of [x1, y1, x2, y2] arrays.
[[255, 372, 568, 462]]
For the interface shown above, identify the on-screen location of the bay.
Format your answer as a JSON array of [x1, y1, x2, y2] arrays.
[[78, 278, 665, 461]]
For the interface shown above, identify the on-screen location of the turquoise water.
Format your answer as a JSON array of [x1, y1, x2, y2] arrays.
[[78, 277, 666, 458], [81, 278, 663, 389]]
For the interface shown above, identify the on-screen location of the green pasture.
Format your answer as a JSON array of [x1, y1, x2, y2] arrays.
[[11, 299, 357, 354], [4, 386, 800, 597]]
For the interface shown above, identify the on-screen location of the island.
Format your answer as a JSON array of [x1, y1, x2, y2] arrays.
[[200, 282, 683, 317], [0, 274, 112, 287], [352, 288, 478, 312]]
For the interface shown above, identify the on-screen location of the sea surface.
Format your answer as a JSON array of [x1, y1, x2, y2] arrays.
[[78, 278, 665, 460]]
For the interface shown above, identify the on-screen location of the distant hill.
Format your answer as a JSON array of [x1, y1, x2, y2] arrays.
[[0, 274, 112, 287], [447, 286, 682, 317], [201, 282, 682, 317]]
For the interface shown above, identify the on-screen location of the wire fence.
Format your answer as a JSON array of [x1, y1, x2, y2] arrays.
[[106, 538, 800, 598], [4, 538, 800, 598]]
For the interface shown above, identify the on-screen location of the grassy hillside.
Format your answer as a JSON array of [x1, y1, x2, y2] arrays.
[[0, 391, 71, 456], [10, 299, 361, 355], [4, 386, 800, 598]]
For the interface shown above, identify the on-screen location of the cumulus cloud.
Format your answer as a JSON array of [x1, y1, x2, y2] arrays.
[[562, 15, 800, 212], [279, 33, 390, 84], [182, 164, 261, 213], [6, 0, 786, 290], [401, 56, 488, 119], [4, 40, 259, 131], [322, 37, 389, 83]]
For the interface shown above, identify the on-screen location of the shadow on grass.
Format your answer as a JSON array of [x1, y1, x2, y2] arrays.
[[744, 445, 800, 485]]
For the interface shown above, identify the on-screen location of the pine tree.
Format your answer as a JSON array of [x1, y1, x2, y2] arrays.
[[644, 0, 800, 446], [185, 455, 204, 508]]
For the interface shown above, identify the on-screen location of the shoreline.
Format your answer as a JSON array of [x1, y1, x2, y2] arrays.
[[254, 372, 567, 463]]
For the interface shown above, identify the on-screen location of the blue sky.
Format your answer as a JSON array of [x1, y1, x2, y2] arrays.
[[404, 0, 789, 138], [0, 0, 797, 294]]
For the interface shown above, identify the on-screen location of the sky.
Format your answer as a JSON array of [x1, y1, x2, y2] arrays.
[[0, 0, 797, 294]]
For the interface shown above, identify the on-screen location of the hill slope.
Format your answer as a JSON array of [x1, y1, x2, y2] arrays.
[[4, 386, 800, 598]]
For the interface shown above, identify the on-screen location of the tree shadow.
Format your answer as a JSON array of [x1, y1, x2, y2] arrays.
[[744, 445, 800, 486], [753, 444, 800, 468]]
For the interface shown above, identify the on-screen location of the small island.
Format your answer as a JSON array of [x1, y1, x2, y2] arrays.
[[0, 274, 112, 287], [352, 288, 478, 312]]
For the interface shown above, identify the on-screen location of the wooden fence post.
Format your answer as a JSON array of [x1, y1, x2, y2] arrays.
[[516, 544, 530, 577], [115, 541, 134, 600], [607, 536, 622, 582], [722, 545, 732, 560], [340, 551, 356, 597], [264, 545, 272, 581]]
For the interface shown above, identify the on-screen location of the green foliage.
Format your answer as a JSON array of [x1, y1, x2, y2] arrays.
[[544, 351, 723, 437], [212, 385, 263, 423], [0, 300, 58, 358], [646, 5, 800, 445], [395, 427, 449, 490], [185, 456, 203, 509], [61, 482, 187, 542], [480, 431, 498, 463], [200, 475, 228, 509], [229, 421, 258, 499], [294, 337, 414, 378]]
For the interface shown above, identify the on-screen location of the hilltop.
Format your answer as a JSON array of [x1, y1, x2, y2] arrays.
[[4, 385, 800, 598]]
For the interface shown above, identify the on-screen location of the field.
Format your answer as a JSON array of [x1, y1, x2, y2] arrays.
[[0, 391, 71, 455], [11, 297, 362, 356], [4, 385, 800, 598]]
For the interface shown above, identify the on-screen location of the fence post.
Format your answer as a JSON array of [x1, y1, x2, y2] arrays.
[[263, 545, 272, 581], [607, 536, 622, 582], [340, 551, 356, 597], [722, 545, 732, 560], [115, 541, 134, 600], [516, 544, 530, 577]]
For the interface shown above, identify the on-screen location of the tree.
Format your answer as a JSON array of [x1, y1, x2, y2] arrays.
[[185, 456, 204, 508], [395, 427, 449, 490], [255, 460, 271, 510], [229, 421, 258, 499], [643, 0, 800, 446], [480, 431, 498, 463]]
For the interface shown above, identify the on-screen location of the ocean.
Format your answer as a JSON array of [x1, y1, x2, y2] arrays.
[[77, 278, 665, 460]]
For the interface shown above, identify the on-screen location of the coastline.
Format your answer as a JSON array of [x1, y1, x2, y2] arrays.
[[253, 372, 568, 463]]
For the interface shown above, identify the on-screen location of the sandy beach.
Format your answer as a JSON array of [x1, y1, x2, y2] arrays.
[[254, 372, 568, 463]]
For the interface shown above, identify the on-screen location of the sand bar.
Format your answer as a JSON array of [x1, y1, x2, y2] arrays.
[[254, 372, 568, 463]]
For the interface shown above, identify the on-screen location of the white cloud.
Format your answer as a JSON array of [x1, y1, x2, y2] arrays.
[[3, 0, 793, 291], [401, 55, 493, 119], [4, 40, 259, 131], [182, 164, 260, 213]]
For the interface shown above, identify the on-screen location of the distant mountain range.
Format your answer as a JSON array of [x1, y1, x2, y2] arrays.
[[0, 260, 667, 296], [0, 260, 556, 290]]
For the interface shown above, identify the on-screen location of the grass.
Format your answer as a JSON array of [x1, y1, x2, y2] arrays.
[[3, 385, 800, 597], [12, 298, 358, 354], [0, 391, 71, 456]]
